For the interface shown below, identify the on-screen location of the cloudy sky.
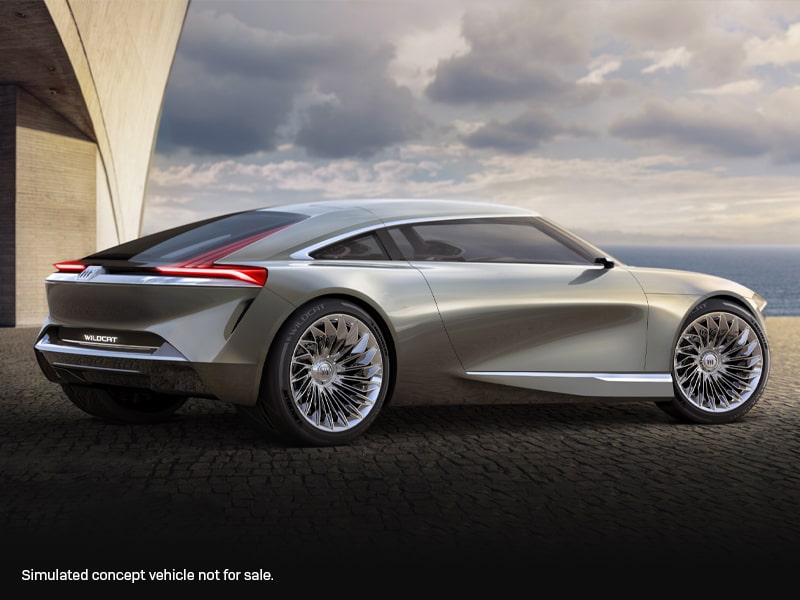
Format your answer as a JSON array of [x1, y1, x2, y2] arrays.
[[143, 0, 800, 245]]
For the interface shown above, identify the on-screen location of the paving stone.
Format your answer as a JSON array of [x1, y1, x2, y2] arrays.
[[1, 320, 799, 585]]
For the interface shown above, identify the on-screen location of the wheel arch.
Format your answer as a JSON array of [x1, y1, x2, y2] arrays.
[[695, 293, 760, 317], [262, 292, 399, 405], [675, 291, 765, 330], [672, 292, 766, 350]]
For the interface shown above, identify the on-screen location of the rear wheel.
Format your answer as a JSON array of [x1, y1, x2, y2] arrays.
[[61, 384, 188, 424], [654, 399, 686, 420], [239, 298, 391, 446], [663, 299, 769, 424]]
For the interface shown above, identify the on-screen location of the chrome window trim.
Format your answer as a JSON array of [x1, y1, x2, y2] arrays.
[[290, 213, 530, 260]]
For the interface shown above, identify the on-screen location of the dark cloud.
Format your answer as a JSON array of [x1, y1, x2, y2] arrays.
[[465, 110, 593, 153], [292, 42, 429, 158], [157, 8, 427, 158], [609, 101, 770, 158], [769, 130, 800, 163], [296, 83, 426, 158], [177, 10, 365, 81], [426, 57, 571, 105], [425, 2, 590, 106], [156, 55, 296, 155]]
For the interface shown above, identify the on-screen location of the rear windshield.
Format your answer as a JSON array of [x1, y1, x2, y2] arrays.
[[88, 211, 306, 264]]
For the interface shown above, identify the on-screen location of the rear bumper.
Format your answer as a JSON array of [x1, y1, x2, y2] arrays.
[[34, 331, 210, 397], [32, 279, 299, 406]]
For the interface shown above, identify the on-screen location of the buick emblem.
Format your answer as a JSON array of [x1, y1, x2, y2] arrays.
[[77, 265, 104, 281]]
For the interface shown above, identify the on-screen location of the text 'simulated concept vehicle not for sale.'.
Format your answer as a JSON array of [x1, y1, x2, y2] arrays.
[[33, 199, 771, 446]]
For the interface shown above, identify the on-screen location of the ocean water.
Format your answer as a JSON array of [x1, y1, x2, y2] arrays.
[[604, 245, 800, 317]]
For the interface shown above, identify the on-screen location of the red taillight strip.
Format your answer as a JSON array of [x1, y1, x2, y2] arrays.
[[54, 261, 86, 272], [155, 266, 267, 286], [180, 224, 292, 267]]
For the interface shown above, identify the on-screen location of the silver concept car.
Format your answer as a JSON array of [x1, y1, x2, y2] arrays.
[[34, 199, 771, 446]]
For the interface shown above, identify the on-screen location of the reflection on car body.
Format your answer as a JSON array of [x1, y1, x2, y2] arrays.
[[34, 199, 770, 446]]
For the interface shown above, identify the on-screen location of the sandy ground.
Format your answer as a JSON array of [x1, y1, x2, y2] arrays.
[[763, 317, 800, 418]]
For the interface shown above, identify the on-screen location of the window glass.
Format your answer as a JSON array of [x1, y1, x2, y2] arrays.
[[388, 218, 591, 264], [311, 233, 389, 260], [89, 211, 305, 263]]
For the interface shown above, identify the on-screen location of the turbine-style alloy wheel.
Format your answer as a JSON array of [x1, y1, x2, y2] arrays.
[[666, 299, 769, 424], [289, 312, 384, 432], [241, 298, 391, 446]]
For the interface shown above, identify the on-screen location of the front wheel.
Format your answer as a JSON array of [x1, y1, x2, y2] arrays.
[[239, 298, 392, 446], [61, 384, 188, 424], [665, 299, 770, 424]]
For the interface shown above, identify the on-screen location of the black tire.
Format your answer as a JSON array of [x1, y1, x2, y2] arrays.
[[239, 298, 392, 446], [61, 384, 188, 424], [654, 400, 688, 421], [665, 298, 770, 424]]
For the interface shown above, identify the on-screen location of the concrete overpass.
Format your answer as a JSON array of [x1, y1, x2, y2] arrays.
[[0, 0, 189, 326]]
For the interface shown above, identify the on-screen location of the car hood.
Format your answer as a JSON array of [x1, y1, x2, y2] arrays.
[[624, 266, 759, 300]]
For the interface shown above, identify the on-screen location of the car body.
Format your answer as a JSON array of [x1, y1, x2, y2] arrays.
[[34, 199, 771, 446]]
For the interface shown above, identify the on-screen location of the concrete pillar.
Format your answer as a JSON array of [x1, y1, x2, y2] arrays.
[[16, 89, 96, 327], [0, 86, 17, 326], [0, 86, 95, 327], [0, 0, 188, 327]]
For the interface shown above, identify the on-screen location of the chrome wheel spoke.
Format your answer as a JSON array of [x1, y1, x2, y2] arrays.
[[289, 312, 385, 433], [673, 311, 763, 414], [329, 387, 366, 419]]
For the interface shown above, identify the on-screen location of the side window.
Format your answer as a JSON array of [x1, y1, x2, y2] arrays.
[[311, 233, 390, 260], [387, 218, 592, 264]]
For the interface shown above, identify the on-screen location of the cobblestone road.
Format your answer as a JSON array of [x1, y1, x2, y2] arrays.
[[2, 320, 799, 588]]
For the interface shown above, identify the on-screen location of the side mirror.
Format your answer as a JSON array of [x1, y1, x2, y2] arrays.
[[594, 257, 615, 269]]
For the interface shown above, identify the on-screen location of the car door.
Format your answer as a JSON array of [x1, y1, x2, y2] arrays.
[[386, 217, 650, 376]]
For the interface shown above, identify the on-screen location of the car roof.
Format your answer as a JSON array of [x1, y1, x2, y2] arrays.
[[257, 198, 537, 222], [225, 198, 540, 263]]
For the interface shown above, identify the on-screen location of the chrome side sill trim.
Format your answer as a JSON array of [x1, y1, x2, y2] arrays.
[[464, 371, 674, 398]]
